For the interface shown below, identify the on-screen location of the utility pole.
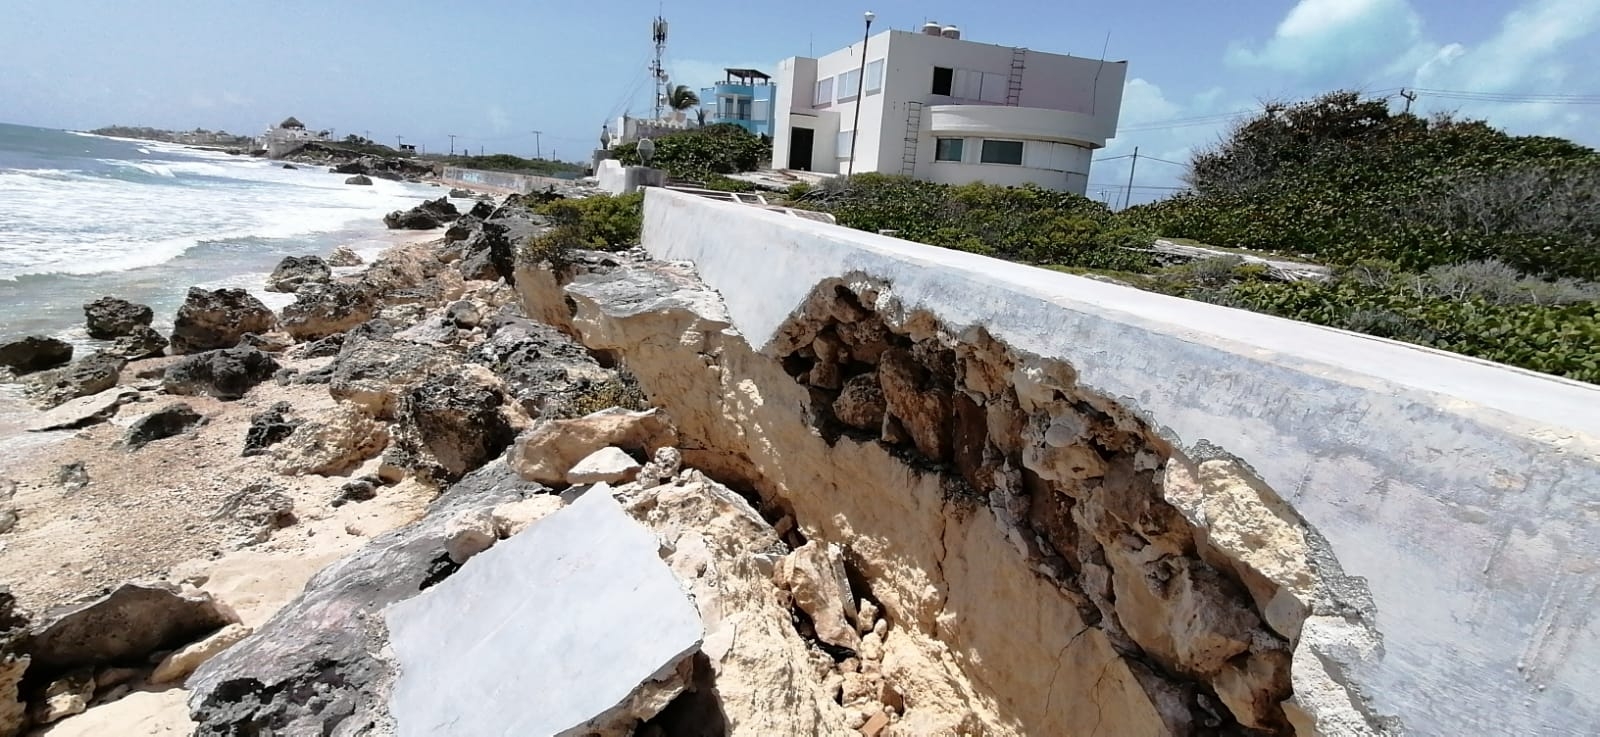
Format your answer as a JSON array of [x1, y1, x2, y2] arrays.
[[363, 130, 370, 142], [448, 134, 456, 156], [396, 135, 403, 151], [1399, 88, 1417, 114], [480, 145, 484, 156], [532, 130, 543, 159], [1121, 147, 1139, 210]]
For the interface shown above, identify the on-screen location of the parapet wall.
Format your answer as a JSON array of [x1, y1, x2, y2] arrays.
[[437, 167, 575, 194], [640, 188, 1600, 736]]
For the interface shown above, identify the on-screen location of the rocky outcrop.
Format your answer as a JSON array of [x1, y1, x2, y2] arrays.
[[1, 589, 30, 737], [187, 460, 544, 736], [344, 174, 372, 186], [324, 335, 463, 418], [31, 352, 126, 406], [509, 408, 678, 486], [22, 583, 236, 679], [467, 316, 617, 419], [0, 336, 72, 375], [279, 281, 380, 340], [82, 297, 154, 339], [327, 246, 364, 267], [162, 346, 279, 400], [124, 403, 206, 449], [458, 208, 547, 283], [215, 481, 297, 544], [149, 623, 251, 686], [271, 403, 389, 476], [242, 401, 299, 457], [108, 326, 168, 360], [265, 256, 332, 293], [170, 288, 276, 354], [384, 197, 458, 230], [393, 371, 516, 484]]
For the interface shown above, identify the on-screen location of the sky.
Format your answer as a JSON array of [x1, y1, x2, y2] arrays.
[[2, 0, 1597, 205]]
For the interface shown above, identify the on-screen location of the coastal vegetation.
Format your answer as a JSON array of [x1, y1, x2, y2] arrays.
[[610, 123, 771, 181], [521, 192, 644, 266], [782, 91, 1600, 384], [429, 152, 584, 178]]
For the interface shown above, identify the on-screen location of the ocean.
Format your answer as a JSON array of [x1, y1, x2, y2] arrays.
[[0, 121, 444, 446]]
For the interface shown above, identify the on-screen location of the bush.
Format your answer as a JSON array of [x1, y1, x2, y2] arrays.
[[519, 192, 644, 266], [611, 124, 772, 179], [792, 174, 1155, 271]]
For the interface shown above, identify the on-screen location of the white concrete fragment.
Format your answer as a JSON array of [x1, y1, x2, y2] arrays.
[[566, 447, 642, 485], [385, 486, 703, 737]]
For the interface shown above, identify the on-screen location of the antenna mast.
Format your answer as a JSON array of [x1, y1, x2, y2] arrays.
[[650, 15, 670, 119]]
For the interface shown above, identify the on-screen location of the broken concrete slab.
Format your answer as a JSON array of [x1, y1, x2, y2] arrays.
[[385, 485, 703, 737]]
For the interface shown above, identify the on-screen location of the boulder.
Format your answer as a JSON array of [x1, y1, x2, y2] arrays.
[[832, 373, 886, 431], [187, 460, 543, 735], [448, 188, 473, 198], [82, 297, 154, 339], [774, 542, 862, 651], [162, 346, 279, 400], [418, 196, 459, 221], [124, 403, 206, 450], [150, 624, 251, 686], [331, 476, 381, 507], [22, 582, 236, 677], [280, 282, 381, 340], [344, 174, 373, 185], [26, 388, 138, 432], [566, 447, 641, 485], [33, 352, 126, 406], [443, 216, 479, 244], [384, 198, 457, 230], [28, 669, 92, 725], [443, 510, 497, 564], [468, 317, 615, 418], [236, 331, 294, 353], [327, 336, 462, 418], [394, 372, 516, 484], [327, 246, 364, 267], [445, 300, 481, 329], [108, 326, 168, 360], [281, 163, 298, 170], [241, 401, 299, 457], [467, 200, 496, 220], [170, 287, 276, 354], [384, 487, 702, 736], [272, 403, 389, 476], [0, 336, 72, 375], [56, 462, 88, 492], [265, 256, 332, 293], [509, 409, 678, 486], [332, 161, 368, 175]]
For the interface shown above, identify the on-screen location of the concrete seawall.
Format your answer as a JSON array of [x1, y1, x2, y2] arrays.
[[640, 188, 1600, 735], [437, 167, 576, 194]]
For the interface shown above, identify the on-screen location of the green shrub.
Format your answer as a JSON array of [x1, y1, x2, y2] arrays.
[[611, 124, 772, 179], [702, 173, 756, 192], [519, 192, 644, 265]]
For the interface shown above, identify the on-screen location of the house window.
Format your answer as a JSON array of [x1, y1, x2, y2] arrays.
[[980, 139, 1024, 165], [934, 138, 964, 162], [838, 69, 862, 101], [866, 60, 885, 93], [814, 77, 834, 106], [932, 66, 953, 95], [836, 130, 854, 157]]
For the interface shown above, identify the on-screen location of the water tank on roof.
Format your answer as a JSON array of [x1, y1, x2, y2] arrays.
[[941, 25, 961, 40], [921, 21, 943, 35]]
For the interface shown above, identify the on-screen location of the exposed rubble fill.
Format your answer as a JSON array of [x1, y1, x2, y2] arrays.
[[561, 257, 1390, 736]]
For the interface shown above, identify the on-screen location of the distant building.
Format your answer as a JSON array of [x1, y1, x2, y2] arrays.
[[261, 116, 329, 159], [698, 68, 776, 137], [606, 115, 692, 150], [771, 23, 1127, 194]]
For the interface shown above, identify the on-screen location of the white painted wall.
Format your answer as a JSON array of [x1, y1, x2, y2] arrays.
[[642, 188, 1600, 737], [774, 29, 1126, 193]]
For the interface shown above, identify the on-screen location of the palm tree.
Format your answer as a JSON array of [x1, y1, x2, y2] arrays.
[[668, 85, 700, 113]]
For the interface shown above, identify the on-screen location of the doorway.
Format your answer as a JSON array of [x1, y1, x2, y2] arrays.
[[788, 127, 814, 171]]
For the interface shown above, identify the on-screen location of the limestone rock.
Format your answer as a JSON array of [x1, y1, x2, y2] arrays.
[[272, 403, 389, 476], [83, 297, 154, 339], [384, 197, 458, 230], [876, 347, 952, 460], [280, 281, 382, 341], [23, 582, 236, 676], [445, 300, 481, 329], [831, 373, 885, 431], [0, 335, 72, 375], [567, 447, 642, 485], [345, 174, 372, 185], [635, 446, 682, 489], [237, 331, 294, 353], [29, 669, 93, 725], [242, 401, 299, 457], [170, 287, 276, 354], [265, 256, 332, 293], [150, 623, 252, 685], [108, 326, 168, 360], [56, 462, 88, 491], [443, 509, 497, 564], [162, 346, 279, 400], [775, 541, 861, 651], [384, 486, 703, 736], [26, 387, 138, 432], [489, 495, 564, 537], [331, 476, 381, 507], [215, 481, 297, 544], [124, 402, 206, 449], [326, 336, 462, 418], [467, 317, 615, 418], [32, 351, 126, 406], [327, 245, 364, 267], [394, 371, 516, 484], [509, 408, 678, 486], [187, 459, 542, 735], [1, 589, 30, 737]]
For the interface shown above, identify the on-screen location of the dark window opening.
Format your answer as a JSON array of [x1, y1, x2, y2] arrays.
[[980, 139, 1025, 165], [932, 66, 953, 95]]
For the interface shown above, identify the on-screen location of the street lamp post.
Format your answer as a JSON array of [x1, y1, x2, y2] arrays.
[[845, 10, 875, 177]]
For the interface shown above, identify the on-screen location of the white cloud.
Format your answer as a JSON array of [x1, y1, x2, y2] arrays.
[[1119, 78, 1181, 125], [1227, 0, 1424, 78]]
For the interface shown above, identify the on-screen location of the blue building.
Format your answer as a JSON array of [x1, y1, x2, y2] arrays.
[[699, 68, 775, 137]]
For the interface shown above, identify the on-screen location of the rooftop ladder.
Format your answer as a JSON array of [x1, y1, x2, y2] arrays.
[[1006, 47, 1026, 106], [900, 101, 924, 176]]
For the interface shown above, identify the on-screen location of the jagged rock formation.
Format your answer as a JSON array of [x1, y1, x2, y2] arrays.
[[265, 256, 332, 293], [0, 337, 72, 375], [170, 288, 276, 354], [82, 297, 154, 339], [162, 346, 279, 400]]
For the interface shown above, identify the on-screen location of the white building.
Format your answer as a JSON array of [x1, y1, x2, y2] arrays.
[[260, 116, 329, 159], [772, 23, 1127, 194]]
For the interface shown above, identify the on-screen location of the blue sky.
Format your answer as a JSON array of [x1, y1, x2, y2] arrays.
[[3, 0, 1596, 204]]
